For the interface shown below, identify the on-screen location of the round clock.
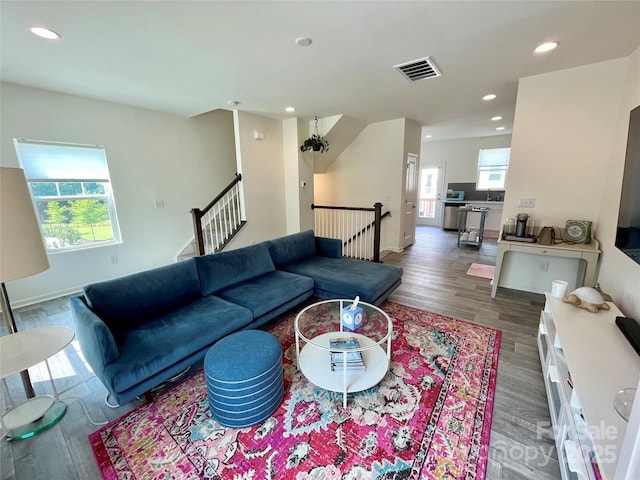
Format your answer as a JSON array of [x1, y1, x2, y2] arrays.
[[562, 220, 591, 243]]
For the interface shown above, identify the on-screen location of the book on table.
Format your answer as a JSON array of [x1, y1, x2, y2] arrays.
[[330, 336, 366, 372]]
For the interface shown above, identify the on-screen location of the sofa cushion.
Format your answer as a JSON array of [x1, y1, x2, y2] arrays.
[[282, 256, 403, 304], [106, 295, 253, 394], [315, 236, 342, 258], [196, 242, 276, 295], [83, 259, 202, 336], [266, 230, 316, 268], [217, 270, 314, 318]]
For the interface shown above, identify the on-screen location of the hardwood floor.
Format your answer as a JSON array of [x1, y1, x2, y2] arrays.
[[0, 226, 559, 480], [384, 227, 559, 480]]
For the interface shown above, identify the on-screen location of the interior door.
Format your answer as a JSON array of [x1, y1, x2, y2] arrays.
[[417, 163, 445, 227], [403, 154, 418, 248]]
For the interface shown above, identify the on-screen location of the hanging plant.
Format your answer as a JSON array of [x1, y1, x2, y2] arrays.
[[300, 116, 329, 153]]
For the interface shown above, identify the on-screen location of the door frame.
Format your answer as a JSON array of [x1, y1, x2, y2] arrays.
[[402, 153, 418, 248], [417, 163, 446, 227]]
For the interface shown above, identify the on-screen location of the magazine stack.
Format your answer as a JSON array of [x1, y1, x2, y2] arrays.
[[330, 337, 366, 372]]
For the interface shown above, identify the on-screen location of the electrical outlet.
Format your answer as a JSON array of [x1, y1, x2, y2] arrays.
[[539, 261, 549, 272], [111, 255, 119, 264], [519, 198, 536, 208]]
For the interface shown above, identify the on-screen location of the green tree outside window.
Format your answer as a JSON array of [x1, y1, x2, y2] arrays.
[[45, 201, 67, 225], [69, 199, 110, 241], [59, 182, 82, 196]]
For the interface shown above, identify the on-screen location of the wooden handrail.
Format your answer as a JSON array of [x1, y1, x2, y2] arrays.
[[198, 173, 242, 217], [190, 173, 243, 256], [344, 210, 390, 248], [312, 202, 385, 262], [312, 204, 376, 212]]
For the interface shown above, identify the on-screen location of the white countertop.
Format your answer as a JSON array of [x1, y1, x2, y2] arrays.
[[442, 200, 503, 205], [545, 293, 640, 480]]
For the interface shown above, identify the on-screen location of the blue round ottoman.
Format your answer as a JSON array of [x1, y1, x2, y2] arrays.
[[204, 330, 284, 428]]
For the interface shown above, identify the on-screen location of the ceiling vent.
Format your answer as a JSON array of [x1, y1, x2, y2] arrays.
[[393, 56, 441, 82]]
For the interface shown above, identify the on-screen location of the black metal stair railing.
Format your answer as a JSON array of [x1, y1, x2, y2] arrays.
[[191, 173, 245, 255]]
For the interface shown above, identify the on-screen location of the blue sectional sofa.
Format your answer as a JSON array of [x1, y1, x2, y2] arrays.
[[70, 230, 402, 406]]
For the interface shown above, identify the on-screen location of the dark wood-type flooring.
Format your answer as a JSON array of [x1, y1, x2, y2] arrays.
[[0, 226, 559, 479]]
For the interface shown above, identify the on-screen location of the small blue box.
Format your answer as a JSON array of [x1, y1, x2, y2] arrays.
[[341, 304, 364, 330]]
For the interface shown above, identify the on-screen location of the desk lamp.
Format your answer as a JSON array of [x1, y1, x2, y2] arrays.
[[0, 167, 50, 398]]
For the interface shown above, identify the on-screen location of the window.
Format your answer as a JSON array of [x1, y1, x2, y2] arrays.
[[14, 139, 122, 252], [477, 147, 510, 190], [418, 166, 439, 219]]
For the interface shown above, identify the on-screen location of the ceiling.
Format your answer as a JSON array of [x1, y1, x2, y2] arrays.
[[2, 1, 639, 141]]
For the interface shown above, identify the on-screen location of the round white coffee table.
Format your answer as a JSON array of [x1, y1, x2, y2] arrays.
[[294, 299, 392, 408], [0, 326, 74, 440]]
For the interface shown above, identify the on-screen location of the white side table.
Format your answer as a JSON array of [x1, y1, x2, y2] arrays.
[[0, 326, 74, 440], [295, 299, 393, 408]]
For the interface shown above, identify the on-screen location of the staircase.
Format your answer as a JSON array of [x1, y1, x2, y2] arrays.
[[312, 202, 388, 262], [178, 174, 245, 260]]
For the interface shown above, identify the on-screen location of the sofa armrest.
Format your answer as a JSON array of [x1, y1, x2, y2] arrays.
[[69, 296, 120, 378], [315, 236, 342, 258]]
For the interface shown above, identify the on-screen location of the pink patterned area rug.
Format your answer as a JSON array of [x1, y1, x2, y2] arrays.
[[466, 263, 495, 280], [90, 302, 501, 480]]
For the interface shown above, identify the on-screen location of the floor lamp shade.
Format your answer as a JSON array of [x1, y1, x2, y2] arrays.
[[0, 167, 50, 282]]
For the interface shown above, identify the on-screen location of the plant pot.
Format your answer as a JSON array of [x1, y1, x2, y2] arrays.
[[312, 145, 322, 152]]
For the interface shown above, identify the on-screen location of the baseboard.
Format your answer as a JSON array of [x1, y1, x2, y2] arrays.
[[9, 286, 83, 310]]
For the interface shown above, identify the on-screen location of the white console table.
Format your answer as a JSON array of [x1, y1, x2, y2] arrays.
[[538, 293, 640, 479], [491, 237, 601, 298]]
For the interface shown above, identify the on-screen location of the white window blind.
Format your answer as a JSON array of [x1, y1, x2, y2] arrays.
[[477, 148, 510, 190], [17, 140, 110, 181]]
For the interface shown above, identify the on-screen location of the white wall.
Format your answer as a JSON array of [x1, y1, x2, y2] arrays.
[[505, 59, 627, 228], [0, 82, 237, 306], [596, 47, 640, 320], [420, 135, 512, 186], [229, 111, 287, 247], [297, 120, 316, 233], [314, 118, 419, 252], [282, 118, 315, 234], [502, 55, 640, 316], [283, 118, 301, 233], [401, 119, 424, 246]]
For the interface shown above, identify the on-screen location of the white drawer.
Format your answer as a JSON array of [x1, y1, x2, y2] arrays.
[[509, 243, 583, 259]]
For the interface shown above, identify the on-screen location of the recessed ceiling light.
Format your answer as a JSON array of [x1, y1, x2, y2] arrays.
[[285, 107, 296, 113], [535, 41, 559, 54], [496, 126, 505, 131], [491, 116, 502, 121], [228, 100, 240, 107], [424, 134, 432, 139], [483, 94, 497, 101], [295, 37, 312, 47], [29, 26, 60, 40]]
